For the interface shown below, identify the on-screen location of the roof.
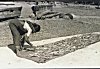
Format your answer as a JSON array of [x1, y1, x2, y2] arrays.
[[0, 2, 22, 11]]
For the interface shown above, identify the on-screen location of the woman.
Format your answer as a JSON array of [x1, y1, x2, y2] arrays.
[[9, 19, 40, 55]]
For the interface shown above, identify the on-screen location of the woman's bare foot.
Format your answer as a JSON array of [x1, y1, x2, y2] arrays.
[[16, 49, 22, 57]]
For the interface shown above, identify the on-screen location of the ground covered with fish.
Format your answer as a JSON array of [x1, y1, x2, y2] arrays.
[[18, 32, 100, 63]]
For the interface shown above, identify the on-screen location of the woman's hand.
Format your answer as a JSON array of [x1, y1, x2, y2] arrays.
[[24, 34, 29, 41], [24, 34, 33, 47]]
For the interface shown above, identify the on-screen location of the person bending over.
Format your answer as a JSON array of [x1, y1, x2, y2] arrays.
[[9, 19, 40, 55]]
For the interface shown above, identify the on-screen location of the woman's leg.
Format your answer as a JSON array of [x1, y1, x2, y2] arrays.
[[20, 35, 25, 48], [9, 22, 22, 53]]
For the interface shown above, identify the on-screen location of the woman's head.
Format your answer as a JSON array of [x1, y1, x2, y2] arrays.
[[26, 20, 40, 33], [31, 23, 40, 33]]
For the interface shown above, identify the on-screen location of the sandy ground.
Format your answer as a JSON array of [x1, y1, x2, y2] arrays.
[[0, 36, 100, 68]]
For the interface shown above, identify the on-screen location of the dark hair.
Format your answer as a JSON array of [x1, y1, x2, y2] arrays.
[[26, 21, 40, 33], [32, 23, 40, 33]]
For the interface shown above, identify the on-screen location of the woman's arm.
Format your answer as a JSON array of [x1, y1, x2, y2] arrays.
[[23, 21, 33, 46], [23, 21, 32, 37], [24, 34, 33, 47]]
